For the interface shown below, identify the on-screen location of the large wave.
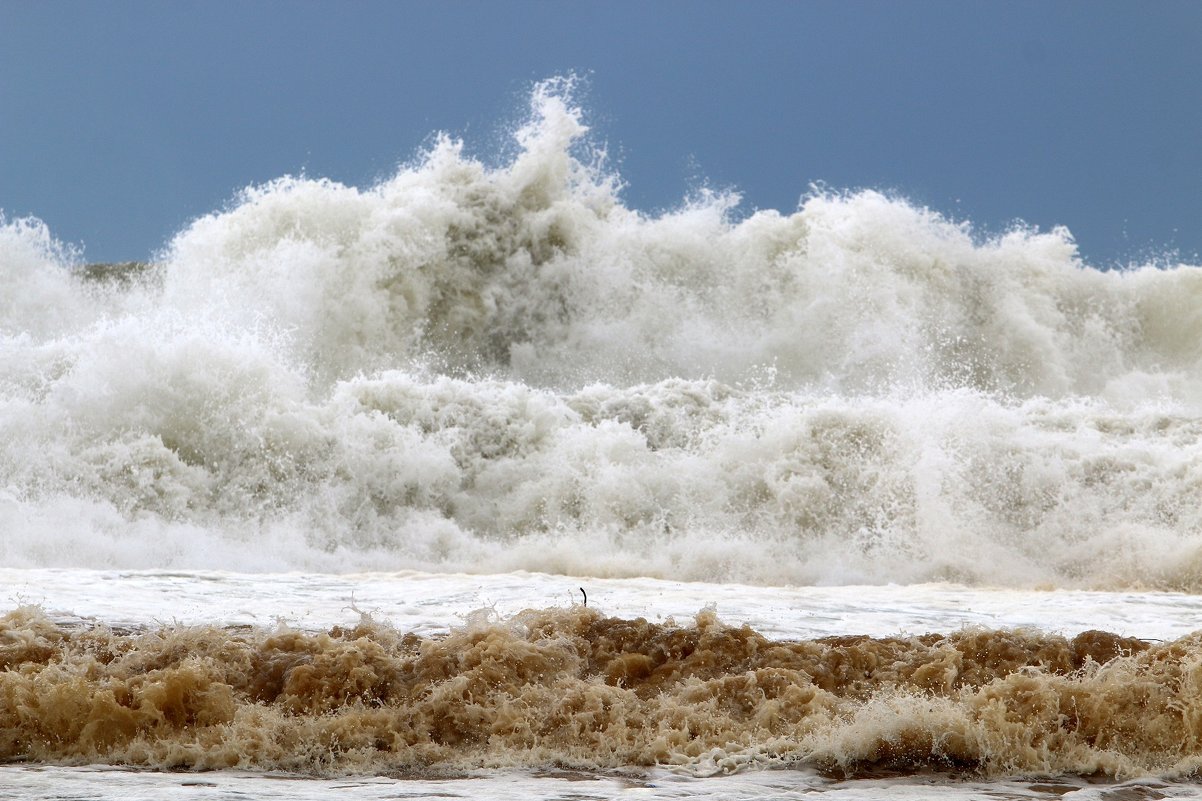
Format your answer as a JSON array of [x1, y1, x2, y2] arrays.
[[2, 80, 1201, 588]]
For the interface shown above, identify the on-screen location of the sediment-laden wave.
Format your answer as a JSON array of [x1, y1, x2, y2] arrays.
[[2, 79, 1202, 585], [2, 605, 1195, 779]]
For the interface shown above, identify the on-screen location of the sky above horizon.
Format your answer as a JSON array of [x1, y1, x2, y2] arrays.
[[2, 1, 1200, 267]]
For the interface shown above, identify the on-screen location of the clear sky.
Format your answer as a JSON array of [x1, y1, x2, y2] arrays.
[[2, 1, 1200, 266]]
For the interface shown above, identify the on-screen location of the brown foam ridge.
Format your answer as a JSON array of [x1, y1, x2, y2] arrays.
[[0, 605, 1197, 778]]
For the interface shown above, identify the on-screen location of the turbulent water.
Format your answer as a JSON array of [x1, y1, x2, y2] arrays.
[[0, 605, 1184, 775], [3, 80, 1202, 795]]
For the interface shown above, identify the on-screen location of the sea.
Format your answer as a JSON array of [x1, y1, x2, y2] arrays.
[[3, 81, 1202, 799]]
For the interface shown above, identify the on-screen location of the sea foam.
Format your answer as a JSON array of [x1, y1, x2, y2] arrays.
[[2, 80, 1201, 588]]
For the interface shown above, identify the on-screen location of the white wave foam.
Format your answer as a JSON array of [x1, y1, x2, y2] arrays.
[[2, 80, 1201, 588]]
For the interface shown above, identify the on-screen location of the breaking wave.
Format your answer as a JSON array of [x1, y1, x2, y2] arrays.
[[2, 79, 1201, 588]]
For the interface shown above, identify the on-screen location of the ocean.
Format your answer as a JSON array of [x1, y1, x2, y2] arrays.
[[4, 82, 1202, 799]]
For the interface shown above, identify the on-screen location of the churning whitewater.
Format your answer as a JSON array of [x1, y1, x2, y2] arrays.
[[7, 79, 1202, 792], [3, 80, 1202, 590], [2, 604, 1196, 779]]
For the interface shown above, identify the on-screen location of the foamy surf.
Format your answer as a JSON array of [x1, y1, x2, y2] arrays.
[[6, 569, 1202, 797], [3, 79, 1202, 797], [0, 603, 1191, 779], [3, 82, 1202, 591], [5, 376, 1202, 589]]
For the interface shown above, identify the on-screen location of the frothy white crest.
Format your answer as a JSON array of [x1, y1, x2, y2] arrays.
[[159, 99, 1202, 398], [3, 79, 1202, 588], [0, 214, 84, 339]]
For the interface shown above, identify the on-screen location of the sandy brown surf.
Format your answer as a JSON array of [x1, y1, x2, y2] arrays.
[[1, 605, 1198, 779]]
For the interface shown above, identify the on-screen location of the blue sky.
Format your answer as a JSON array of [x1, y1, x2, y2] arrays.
[[2, 1, 1200, 266]]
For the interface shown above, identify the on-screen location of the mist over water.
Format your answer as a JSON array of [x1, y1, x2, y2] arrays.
[[3, 80, 1202, 589]]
